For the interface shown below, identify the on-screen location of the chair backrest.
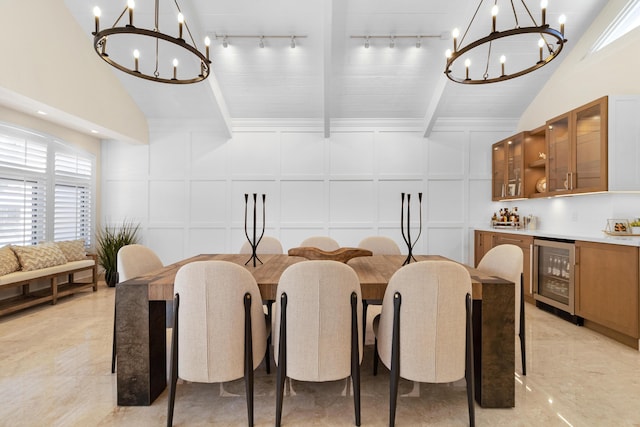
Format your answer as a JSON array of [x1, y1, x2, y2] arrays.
[[376, 260, 472, 383], [239, 236, 284, 254], [274, 260, 362, 382], [299, 236, 340, 251], [358, 236, 401, 255], [174, 261, 267, 383], [117, 244, 164, 282], [477, 244, 523, 332]]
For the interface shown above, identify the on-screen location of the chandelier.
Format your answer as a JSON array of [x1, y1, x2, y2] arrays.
[[92, 0, 211, 84], [444, 0, 567, 84]]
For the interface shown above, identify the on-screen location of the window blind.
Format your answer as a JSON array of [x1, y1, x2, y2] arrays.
[[54, 152, 93, 246]]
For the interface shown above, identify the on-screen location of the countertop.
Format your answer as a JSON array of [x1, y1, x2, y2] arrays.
[[474, 226, 640, 247]]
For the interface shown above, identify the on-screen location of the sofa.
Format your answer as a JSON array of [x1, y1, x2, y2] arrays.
[[0, 240, 97, 316]]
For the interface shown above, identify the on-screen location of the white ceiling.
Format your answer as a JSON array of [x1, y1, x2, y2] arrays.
[[62, 0, 607, 135]]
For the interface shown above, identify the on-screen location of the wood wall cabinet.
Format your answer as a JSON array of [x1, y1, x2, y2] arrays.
[[575, 241, 639, 346], [523, 126, 546, 198], [546, 96, 608, 195], [474, 230, 534, 303]]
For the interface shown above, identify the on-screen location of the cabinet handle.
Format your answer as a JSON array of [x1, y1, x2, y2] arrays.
[[574, 246, 579, 265], [529, 244, 534, 294], [498, 237, 523, 243], [570, 172, 575, 190], [502, 184, 506, 197]]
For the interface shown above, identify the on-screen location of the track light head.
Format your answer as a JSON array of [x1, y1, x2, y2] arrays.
[[222, 36, 228, 48], [259, 36, 264, 48], [290, 36, 296, 48], [389, 36, 395, 48], [416, 36, 421, 48], [364, 36, 370, 48]]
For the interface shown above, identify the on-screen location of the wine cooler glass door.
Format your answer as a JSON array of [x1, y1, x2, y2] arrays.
[[534, 240, 575, 314]]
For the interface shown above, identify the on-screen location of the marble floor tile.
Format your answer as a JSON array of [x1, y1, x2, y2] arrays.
[[1, 284, 639, 426]]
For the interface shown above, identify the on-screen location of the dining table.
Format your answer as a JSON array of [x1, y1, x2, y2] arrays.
[[115, 253, 514, 409]]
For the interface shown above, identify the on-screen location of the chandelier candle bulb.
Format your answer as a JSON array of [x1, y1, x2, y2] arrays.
[[500, 55, 506, 76], [172, 58, 178, 80], [538, 38, 544, 62], [452, 28, 459, 51], [541, 0, 548, 26], [133, 49, 139, 72], [127, 0, 135, 27], [205, 37, 210, 60], [177, 13, 184, 40], [92, 7, 101, 34], [465, 58, 471, 80], [491, 5, 499, 33], [559, 14, 566, 36]]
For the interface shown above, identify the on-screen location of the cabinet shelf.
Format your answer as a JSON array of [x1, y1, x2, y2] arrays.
[[528, 159, 545, 168]]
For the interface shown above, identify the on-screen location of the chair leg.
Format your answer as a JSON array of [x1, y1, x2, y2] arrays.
[[111, 303, 117, 374], [465, 293, 476, 427], [167, 294, 180, 427], [351, 293, 361, 426], [244, 293, 255, 427], [362, 299, 368, 347], [389, 292, 402, 427], [520, 273, 527, 376], [275, 294, 287, 427], [265, 300, 273, 374], [373, 337, 379, 376]]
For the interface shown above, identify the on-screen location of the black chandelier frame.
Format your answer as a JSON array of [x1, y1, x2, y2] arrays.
[[444, 0, 567, 85]]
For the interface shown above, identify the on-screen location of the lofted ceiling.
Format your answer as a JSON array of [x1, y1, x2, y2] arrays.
[[62, 0, 606, 137]]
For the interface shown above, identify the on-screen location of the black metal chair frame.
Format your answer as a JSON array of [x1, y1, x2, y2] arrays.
[[167, 292, 257, 427], [275, 292, 361, 427], [519, 272, 526, 375], [373, 292, 476, 427]]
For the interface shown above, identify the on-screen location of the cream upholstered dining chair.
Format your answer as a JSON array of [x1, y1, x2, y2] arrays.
[[239, 235, 284, 255], [477, 244, 526, 375], [239, 235, 283, 374], [299, 236, 340, 251], [357, 236, 401, 345], [358, 236, 401, 255], [113, 244, 164, 373], [166, 261, 268, 427], [274, 260, 363, 426], [373, 260, 475, 427]]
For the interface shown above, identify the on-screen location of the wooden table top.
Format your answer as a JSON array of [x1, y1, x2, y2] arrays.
[[119, 254, 509, 301]]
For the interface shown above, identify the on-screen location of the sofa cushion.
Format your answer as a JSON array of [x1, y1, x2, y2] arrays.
[[12, 243, 67, 271], [55, 239, 87, 262], [0, 246, 20, 276]]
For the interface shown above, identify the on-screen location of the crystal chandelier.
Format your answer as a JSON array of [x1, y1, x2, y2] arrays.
[[444, 0, 567, 84], [92, 0, 211, 84]]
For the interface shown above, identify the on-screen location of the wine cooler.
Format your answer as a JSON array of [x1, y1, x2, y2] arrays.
[[533, 238, 575, 315]]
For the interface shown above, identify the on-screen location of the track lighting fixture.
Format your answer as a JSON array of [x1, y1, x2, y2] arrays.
[[351, 34, 440, 48], [214, 34, 306, 49]]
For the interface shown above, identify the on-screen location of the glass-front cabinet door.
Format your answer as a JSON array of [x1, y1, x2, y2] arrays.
[[506, 135, 523, 198], [573, 97, 607, 192], [546, 113, 571, 193], [492, 133, 524, 200], [492, 141, 506, 200]]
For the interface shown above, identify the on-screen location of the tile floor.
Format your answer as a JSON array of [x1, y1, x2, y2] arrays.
[[1, 283, 639, 426]]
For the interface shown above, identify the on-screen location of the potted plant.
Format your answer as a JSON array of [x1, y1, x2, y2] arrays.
[[96, 219, 140, 287], [630, 219, 640, 235]]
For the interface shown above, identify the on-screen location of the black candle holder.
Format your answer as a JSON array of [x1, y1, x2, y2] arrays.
[[244, 193, 266, 267], [400, 192, 423, 265]]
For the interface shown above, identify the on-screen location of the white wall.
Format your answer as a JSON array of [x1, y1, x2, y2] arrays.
[[102, 119, 516, 265]]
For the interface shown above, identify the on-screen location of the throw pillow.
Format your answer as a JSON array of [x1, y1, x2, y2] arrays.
[[56, 239, 87, 262], [12, 242, 67, 271], [0, 245, 20, 276]]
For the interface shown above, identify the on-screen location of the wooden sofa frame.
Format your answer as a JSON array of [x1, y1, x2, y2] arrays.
[[0, 255, 98, 317]]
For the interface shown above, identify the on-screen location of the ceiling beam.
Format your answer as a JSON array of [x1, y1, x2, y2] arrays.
[[181, 0, 233, 138], [323, 0, 334, 138], [422, 75, 448, 138]]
